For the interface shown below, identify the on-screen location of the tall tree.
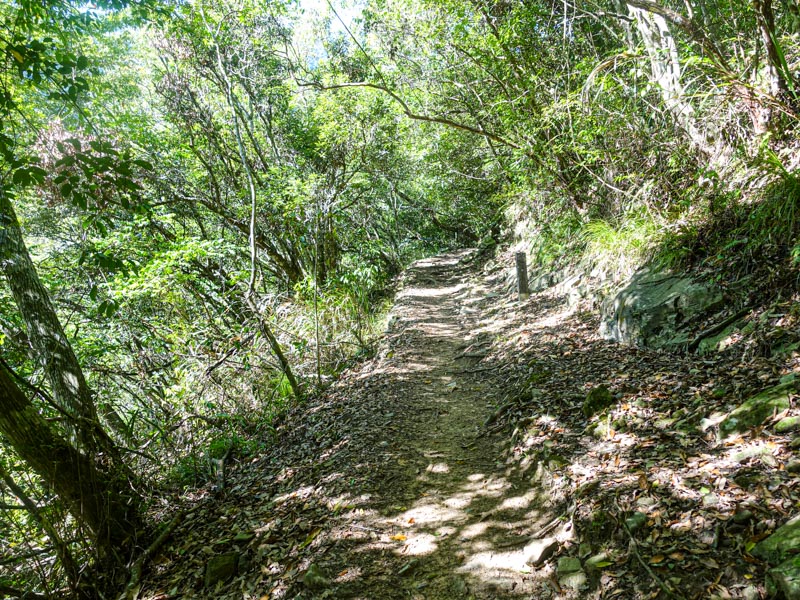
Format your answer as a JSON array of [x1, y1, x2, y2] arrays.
[[0, 362, 139, 561]]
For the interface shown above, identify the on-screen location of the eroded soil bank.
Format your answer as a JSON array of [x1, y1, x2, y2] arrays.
[[139, 249, 800, 600]]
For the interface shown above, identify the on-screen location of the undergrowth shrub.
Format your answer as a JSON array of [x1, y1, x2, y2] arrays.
[[581, 209, 666, 280], [661, 168, 800, 282]]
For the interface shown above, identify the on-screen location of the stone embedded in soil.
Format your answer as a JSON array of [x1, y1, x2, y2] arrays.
[[733, 445, 772, 463], [777, 416, 800, 433], [524, 537, 559, 566], [557, 556, 582, 575], [750, 515, 800, 565], [205, 552, 238, 588], [719, 382, 797, 439], [625, 512, 648, 533], [599, 269, 722, 349], [582, 385, 614, 418], [560, 571, 587, 591], [767, 556, 800, 600], [557, 558, 587, 592], [584, 553, 611, 573], [753, 514, 800, 564]]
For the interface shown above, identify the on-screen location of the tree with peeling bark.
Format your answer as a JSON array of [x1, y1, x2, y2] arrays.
[[0, 0, 152, 589], [0, 363, 140, 571]]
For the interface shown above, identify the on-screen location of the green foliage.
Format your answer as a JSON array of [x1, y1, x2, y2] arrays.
[[582, 210, 665, 280], [4, 0, 800, 593]]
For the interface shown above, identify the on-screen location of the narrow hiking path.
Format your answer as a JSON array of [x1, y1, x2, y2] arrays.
[[314, 250, 560, 599], [137, 249, 799, 600], [139, 250, 565, 600]]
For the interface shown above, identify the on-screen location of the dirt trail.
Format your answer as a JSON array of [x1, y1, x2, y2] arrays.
[[312, 250, 559, 599], [142, 248, 796, 600], [141, 249, 562, 600]]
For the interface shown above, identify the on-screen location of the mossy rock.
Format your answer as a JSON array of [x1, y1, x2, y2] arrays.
[[753, 514, 800, 564], [719, 382, 797, 439], [697, 324, 740, 355], [583, 385, 614, 419], [767, 556, 800, 599], [777, 416, 800, 434], [205, 553, 239, 588], [557, 556, 583, 575]]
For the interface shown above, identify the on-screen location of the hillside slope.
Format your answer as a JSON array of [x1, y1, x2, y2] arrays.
[[135, 249, 800, 600]]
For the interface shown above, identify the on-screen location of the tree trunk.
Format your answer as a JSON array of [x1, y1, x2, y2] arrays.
[[0, 364, 139, 559], [0, 190, 101, 447], [626, 4, 711, 149], [753, 0, 789, 97]]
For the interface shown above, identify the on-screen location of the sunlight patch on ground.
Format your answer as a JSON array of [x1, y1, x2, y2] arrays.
[[272, 485, 316, 504], [443, 493, 476, 509], [459, 547, 530, 573], [398, 284, 468, 299], [379, 361, 435, 374], [460, 521, 491, 539], [396, 502, 466, 526], [496, 489, 538, 511], [399, 532, 439, 555], [411, 322, 463, 335], [426, 462, 451, 474]]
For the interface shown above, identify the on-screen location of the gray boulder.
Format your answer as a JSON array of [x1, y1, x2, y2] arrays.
[[600, 269, 722, 349]]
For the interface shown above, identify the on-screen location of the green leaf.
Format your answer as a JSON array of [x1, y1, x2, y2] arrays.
[[55, 155, 76, 168], [132, 159, 154, 171], [28, 166, 46, 184], [12, 169, 30, 186]]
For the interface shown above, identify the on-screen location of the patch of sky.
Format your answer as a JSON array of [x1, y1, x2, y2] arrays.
[[295, 0, 363, 68]]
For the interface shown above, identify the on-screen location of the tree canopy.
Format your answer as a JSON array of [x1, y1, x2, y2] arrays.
[[1, 0, 799, 595]]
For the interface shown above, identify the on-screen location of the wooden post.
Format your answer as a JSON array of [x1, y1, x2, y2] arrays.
[[515, 252, 529, 301]]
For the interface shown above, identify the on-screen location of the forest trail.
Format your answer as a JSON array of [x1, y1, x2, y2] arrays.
[[140, 248, 787, 600], [141, 250, 563, 599], [310, 249, 558, 599]]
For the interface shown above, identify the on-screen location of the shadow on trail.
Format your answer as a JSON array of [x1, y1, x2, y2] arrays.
[[287, 249, 771, 599], [137, 250, 778, 600], [301, 250, 564, 599]]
